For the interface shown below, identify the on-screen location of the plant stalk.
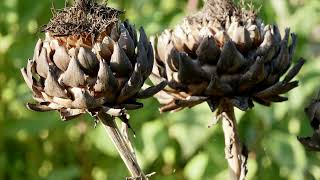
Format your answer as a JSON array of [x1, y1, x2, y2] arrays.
[[97, 112, 147, 180], [217, 99, 247, 180]]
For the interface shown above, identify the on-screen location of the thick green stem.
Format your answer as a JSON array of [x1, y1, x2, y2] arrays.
[[97, 112, 147, 179], [218, 99, 247, 180]]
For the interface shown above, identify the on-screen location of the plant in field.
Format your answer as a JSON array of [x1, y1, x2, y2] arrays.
[[20, 0, 165, 179], [151, 0, 305, 179]]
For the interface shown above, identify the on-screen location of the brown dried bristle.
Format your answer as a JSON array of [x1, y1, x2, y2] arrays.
[[42, 0, 123, 42], [190, 0, 257, 27]]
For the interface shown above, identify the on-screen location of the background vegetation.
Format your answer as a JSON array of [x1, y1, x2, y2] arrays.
[[0, 0, 320, 179]]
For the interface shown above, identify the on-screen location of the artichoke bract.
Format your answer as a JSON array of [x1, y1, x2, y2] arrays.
[[298, 93, 320, 151], [151, 0, 305, 113], [21, 0, 165, 121]]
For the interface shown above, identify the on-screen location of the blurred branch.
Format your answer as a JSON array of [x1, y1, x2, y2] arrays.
[[97, 112, 147, 179], [218, 99, 248, 180]]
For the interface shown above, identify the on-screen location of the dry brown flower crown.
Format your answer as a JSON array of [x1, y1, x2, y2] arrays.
[[21, 0, 166, 122], [151, 0, 305, 113]]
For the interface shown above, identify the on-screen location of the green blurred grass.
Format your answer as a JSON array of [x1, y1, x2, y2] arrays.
[[0, 0, 320, 179]]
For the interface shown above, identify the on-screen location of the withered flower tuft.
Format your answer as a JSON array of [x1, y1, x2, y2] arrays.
[[151, 0, 305, 113], [21, 0, 165, 122]]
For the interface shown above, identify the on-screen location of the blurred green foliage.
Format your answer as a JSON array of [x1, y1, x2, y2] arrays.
[[0, 0, 320, 179]]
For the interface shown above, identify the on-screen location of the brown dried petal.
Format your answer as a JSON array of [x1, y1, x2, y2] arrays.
[[289, 33, 297, 62], [185, 33, 198, 52], [61, 57, 86, 87], [205, 75, 233, 96], [272, 25, 282, 43], [36, 47, 49, 78], [214, 31, 230, 46], [257, 27, 274, 56], [284, 58, 305, 83], [172, 26, 187, 51], [136, 81, 167, 99], [157, 31, 172, 62], [231, 97, 253, 111], [110, 25, 120, 41], [154, 91, 175, 105], [217, 40, 246, 74], [241, 57, 266, 84], [175, 96, 208, 108], [21, 68, 33, 90], [72, 90, 97, 109], [21, 59, 36, 90], [201, 65, 217, 79], [118, 24, 135, 59], [247, 25, 261, 45], [272, 40, 289, 75], [60, 108, 85, 121], [264, 95, 288, 102], [44, 66, 68, 98], [136, 41, 148, 78], [27, 102, 55, 112], [78, 47, 99, 75], [139, 27, 149, 50], [230, 26, 252, 52], [121, 103, 144, 110], [255, 81, 299, 98], [110, 42, 133, 77], [178, 53, 208, 83], [94, 59, 118, 93], [53, 45, 71, 71], [166, 43, 180, 72], [298, 130, 320, 151], [118, 64, 144, 103], [94, 42, 112, 60], [33, 39, 43, 61], [124, 20, 138, 46], [159, 101, 181, 113], [306, 100, 320, 121], [145, 42, 154, 78], [102, 106, 126, 117], [253, 97, 271, 106], [196, 36, 220, 64]]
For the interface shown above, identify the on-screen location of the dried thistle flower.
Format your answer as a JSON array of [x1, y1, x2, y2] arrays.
[[151, 0, 305, 113], [21, 0, 165, 122], [298, 92, 320, 151], [21, 0, 164, 178], [151, 0, 306, 179]]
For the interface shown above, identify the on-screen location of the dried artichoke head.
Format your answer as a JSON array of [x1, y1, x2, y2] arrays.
[[21, 0, 166, 121], [298, 92, 320, 151], [151, 0, 305, 113]]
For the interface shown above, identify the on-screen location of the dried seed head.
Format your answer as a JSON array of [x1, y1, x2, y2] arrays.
[[152, 0, 305, 113], [21, 0, 166, 121], [298, 92, 320, 151], [43, 0, 123, 44]]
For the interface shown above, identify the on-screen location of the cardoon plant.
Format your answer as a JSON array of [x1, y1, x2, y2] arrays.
[[20, 0, 165, 179], [151, 0, 305, 179]]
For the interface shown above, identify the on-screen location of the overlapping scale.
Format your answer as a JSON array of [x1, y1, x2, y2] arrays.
[[151, 0, 305, 113], [21, 5, 165, 121]]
